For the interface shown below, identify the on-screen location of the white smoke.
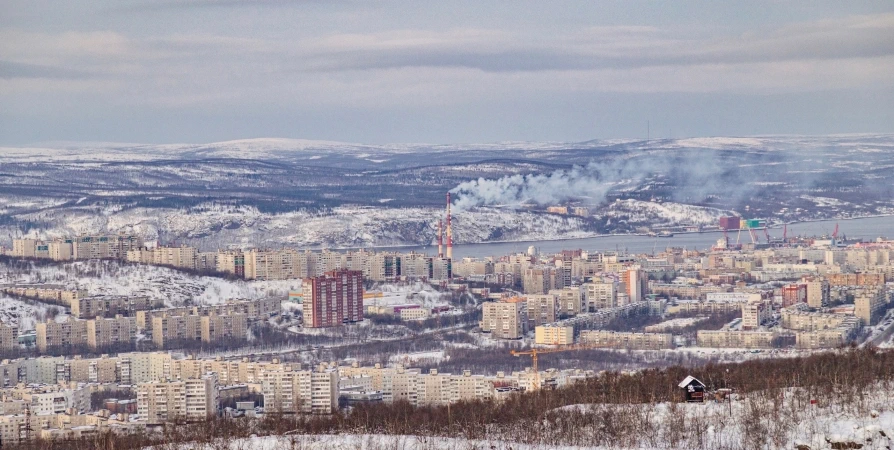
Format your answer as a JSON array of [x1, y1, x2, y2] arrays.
[[450, 159, 650, 210], [449, 150, 784, 211]]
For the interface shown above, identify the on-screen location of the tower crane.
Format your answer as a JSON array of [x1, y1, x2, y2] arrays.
[[510, 343, 610, 391]]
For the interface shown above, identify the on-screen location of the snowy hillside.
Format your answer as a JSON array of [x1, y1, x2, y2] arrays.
[[604, 199, 735, 226], [4, 134, 893, 163], [10, 203, 602, 249], [0, 260, 294, 320], [2, 134, 893, 248]]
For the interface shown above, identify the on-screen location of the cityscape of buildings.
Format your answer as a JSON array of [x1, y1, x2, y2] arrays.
[[0, 220, 893, 442]]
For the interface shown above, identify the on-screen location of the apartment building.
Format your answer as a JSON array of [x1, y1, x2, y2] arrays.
[[136, 298, 279, 331], [172, 357, 295, 386], [415, 369, 494, 406], [302, 269, 364, 328], [584, 281, 617, 310], [579, 330, 673, 350], [0, 285, 86, 306], [696, 330, 778, 348], [11, 239, 37, 258], [261, 367, 339, 414], [244, 249, 298, 281], [72, 234, 143, 260], [525, 294, 558, 327], [550, 287, 585, 316], [10, 384, 91, 415], [196, 252, 219, 272], [71, 295, 151, 319], [37, 315, 136, 353], [36, 319, 87, 352], [0, 413, 67, 445], [827, 273, 886, 287], [534, 325, 574, 345], [117, 352, 174, 384], [781, 305, 849, 331], [794, 317, 861, 349], [151, 313, 247, 348], [201, 314, 247, 342], [452, 258, 494, 279], [0, 323, 18, 350], [86, 315, 135, 350], [741, 301, 771, 329], [666, 300, 743, 316], [136, 373, 219, 424], [854, 287, 888, 325], [804, 278, 831, 308], [623, 268, 648, 303], [56, 355, 120, 383], [154, 245, 198, 269], [522, 266, 564, 294], [480, 298, 528, 339], [216, 251, 246, 278]]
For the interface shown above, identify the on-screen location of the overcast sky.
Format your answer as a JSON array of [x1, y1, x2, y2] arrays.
[[2, 1, 893, 145]]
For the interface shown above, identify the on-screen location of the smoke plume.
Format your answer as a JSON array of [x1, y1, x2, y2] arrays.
[[449, 150, 799, 210]]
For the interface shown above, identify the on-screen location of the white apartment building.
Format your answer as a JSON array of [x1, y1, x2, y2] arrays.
[[261, 367, 339, 414], [137, 373, 219, 424], [534, 325, 574, 345]]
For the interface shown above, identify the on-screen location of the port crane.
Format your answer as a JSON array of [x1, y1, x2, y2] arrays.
[[510, 343, 609, 391]]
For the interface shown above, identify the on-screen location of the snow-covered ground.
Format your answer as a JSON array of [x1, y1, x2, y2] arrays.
[[174, 434, 597, 450], [0, 295, 53, 331], [388, 350, 447, 365], [604, 199, 733, 226], [0, 260, 294, 312], [643, 316, 708, 331], [9, 203, 599, 249], [372, 282, 451, 308], [164, 383, 894, 449]]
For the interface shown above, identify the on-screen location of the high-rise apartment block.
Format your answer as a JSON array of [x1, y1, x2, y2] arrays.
[[525, 294, 558, 327], [480, 298, 528, 339], [302, 269, 364, 328]]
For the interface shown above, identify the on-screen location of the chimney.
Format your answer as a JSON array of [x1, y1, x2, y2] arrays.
[[446, 192, 453, 260]]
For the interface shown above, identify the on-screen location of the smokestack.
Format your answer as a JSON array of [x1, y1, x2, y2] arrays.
[[446, 192, 453, 260], [437, 219, 443, 258]]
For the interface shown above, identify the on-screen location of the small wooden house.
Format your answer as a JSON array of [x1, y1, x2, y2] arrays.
[[678, 375, 706, 403]]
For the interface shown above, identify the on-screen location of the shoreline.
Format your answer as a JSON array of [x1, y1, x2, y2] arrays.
[[337, 212, 894, 252]]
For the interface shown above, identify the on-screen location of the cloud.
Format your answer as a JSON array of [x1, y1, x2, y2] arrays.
[[2, 6, 892, 143]]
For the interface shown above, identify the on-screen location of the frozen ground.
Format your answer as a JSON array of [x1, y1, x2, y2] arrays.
[[165, 383, 894, 449], [372, 282, 452, 308], [0, 260, 292, 309], [0, 295, 53, 331]]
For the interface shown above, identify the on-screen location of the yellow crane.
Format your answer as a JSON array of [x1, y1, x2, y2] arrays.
[[510, 343, 609, 391]]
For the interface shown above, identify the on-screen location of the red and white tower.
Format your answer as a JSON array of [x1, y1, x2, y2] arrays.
[[446, 192, 453, 260]]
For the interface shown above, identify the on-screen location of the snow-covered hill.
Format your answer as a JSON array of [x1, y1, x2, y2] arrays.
[[4, 134, 892, 163], [9, 203, 603, 248], [0, 260, 296, 326]]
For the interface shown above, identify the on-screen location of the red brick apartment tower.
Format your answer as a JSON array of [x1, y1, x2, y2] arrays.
[[304, 269, 364, 328]]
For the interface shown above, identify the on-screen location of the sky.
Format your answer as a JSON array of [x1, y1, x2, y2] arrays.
[[1, 1, 893, 146]]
